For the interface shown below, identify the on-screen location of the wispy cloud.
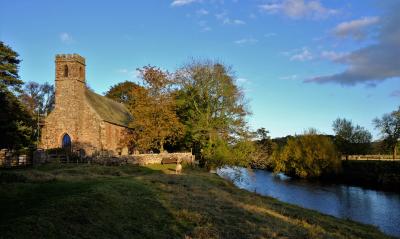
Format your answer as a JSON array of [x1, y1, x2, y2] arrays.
[[333, 16, 379, 40], [198, 20, 212, 32], [59, 32, 74, 44], [320, 51, 347, 61], [264, 33, 277, 38], [259, 0, 338, 20], [234, 37, 258, 45], [390, 90, 400, 97], [171, 0, 197, 7], [290, 47, 313, 61], [306, 3, 400, 86], [224, 18, 246, 25], [236, 78, 249, 84], [280, 74, 298, 80], [215, 11, 246, 25], [196, 8, 209, 16], [117, 69, 140, 79]]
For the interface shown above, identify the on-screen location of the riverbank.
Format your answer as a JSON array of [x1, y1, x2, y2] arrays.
[[337, 160, 400, 191], [0, 163, 394, 239]]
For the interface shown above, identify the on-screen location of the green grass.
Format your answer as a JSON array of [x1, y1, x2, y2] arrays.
[[0, 163, 394, 239]]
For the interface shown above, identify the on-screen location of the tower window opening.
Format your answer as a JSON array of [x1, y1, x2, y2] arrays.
[[63, 65, 69, 77]]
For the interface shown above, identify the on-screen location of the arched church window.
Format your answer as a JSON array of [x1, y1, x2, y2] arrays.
[[62, 134, 71, 150], [64, 65, 69, 77]]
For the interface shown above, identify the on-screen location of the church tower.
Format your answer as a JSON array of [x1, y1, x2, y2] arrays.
[[52, 54, 87, 149], [54, 54, 86, 108]]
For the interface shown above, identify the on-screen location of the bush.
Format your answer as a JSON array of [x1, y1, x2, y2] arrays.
[[201, 139, 259, 169], [272, 130, 340, 178]]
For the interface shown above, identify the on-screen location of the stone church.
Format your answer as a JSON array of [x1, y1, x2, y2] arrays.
[[40, 54, 132, 156]]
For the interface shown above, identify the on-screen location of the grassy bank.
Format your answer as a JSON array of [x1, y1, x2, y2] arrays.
[[0, 163, 394, 239]]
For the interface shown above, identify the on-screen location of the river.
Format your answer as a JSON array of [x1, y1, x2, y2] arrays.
[[217, 166, 400, 237]]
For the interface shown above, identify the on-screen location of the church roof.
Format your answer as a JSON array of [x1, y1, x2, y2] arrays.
[[85, 89, 133, 128]]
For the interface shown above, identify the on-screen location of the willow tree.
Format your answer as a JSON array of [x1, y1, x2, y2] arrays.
[[175, 60, 249, 166]]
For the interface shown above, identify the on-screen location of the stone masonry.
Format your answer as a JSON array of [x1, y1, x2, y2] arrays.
[[40, 54, 132, 156]]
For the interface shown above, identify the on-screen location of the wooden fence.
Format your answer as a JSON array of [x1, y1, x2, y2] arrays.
[[342, 155, 400, 161]]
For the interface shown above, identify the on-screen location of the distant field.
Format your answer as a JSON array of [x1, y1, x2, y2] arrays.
[[0, 163, 393, 239]]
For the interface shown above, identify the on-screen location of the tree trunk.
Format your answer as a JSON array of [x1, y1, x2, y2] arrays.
[[160, 138, 164, 153]]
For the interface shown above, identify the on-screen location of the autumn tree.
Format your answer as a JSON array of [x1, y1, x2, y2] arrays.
[[105, 81, 143, 106], [332, 118, 372, 159], [106, 68, 183, 152], [175, 60, 249, 166], [373, 106, 400, 160]]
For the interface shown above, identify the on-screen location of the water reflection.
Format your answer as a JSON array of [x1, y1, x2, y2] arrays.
[[217, 166, 400, 237]]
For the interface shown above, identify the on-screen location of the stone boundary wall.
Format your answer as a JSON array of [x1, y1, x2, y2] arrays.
[[124, 153, 195, 166]]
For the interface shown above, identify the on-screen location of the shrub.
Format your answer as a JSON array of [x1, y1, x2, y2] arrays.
[[272, 130, 340, 178]]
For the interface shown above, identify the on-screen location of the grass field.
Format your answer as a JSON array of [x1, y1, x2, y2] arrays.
[[0, 163, 394, 239]]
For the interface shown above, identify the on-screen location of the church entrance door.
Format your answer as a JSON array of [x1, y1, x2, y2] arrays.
[[62, 134, 72, 152]]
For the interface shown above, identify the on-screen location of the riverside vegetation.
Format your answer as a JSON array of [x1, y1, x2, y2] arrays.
[[2, 40, 400, 180], [0, 163, 393, 239]]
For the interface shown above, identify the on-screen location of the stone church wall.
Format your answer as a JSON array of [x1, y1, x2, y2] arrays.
[[40, 54, 130, 156], [101, 122, 127, 154]]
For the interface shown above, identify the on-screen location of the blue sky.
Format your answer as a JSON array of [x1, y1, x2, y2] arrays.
[[1, 0, 399, 139]]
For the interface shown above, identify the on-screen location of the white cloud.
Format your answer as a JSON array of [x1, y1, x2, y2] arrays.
[[320, 51, 347, 61], [280, 74, 298, 80], [171, 0, 197, 7], [333, 16, 380, 40], [234, 38, 258, 45], [390, 90, 400, 97], [222, 18, 246, 25], [215, 11, 245, 25], [259, 0, 338, 20], [236, 78, 249, 84], [59, 32, 74, 44], [117, 69, 140, 79], [264, 32, 277, 37], [196, 8, 209, 15], [215, 11, 228, 20], [198, 20, 212, 32], [306, 3, 400, 86], [290, 47, 313, 61]]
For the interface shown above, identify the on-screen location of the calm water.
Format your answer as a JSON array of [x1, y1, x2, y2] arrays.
[[217, 166, 400, 237]]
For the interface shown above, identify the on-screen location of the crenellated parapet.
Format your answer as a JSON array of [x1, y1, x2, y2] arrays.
[[55, 54, 85, 65]]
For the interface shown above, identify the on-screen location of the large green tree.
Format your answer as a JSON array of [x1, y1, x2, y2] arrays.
[[332, 118, 372, 159], [0, 41, 23, 92], [373, 106, 400, 160], [175, 60, 249, 166], [0, 42, 34, 149]]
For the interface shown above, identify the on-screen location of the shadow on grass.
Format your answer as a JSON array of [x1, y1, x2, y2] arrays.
[[0, 163, 185, 239]]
